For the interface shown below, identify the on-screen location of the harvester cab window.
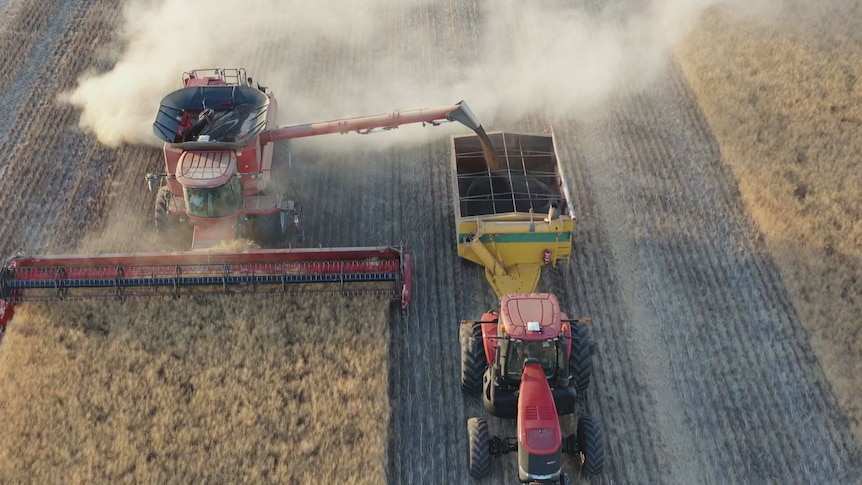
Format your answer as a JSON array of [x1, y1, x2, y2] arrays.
[[508, 340, 558, 380], [184, 178, 242, 218]]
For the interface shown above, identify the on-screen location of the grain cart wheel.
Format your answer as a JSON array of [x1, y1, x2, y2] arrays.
[[569, 322, 593, 392], [467, 417, 491, 478], [460, 323, 485, 394], [576, 416, 604, 478]]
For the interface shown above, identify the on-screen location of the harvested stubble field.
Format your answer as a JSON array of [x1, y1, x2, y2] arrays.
[[0, 1, 860, 484], [676, 3, 862, 440]]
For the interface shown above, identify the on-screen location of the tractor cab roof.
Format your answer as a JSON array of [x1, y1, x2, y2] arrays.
[[500, 293, 561, 341]]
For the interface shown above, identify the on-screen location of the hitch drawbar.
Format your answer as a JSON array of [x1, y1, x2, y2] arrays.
[[0, 246, 411, 329]]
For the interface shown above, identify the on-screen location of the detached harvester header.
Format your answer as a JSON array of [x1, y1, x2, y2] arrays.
[[0, 67, 487, 329]]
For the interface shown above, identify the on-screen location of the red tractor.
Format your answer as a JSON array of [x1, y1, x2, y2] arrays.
[[149, 68, 482, 249], [460, 293, 604, 483]]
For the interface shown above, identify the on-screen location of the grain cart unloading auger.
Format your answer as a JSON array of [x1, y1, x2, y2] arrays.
[[0, 67, 487, 330], [452, 132, 605, 483]]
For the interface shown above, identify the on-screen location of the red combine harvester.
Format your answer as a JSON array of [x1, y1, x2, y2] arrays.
[[150, 68, 481, 249], [461, 293, 604, 483], [0, 67, 486, 329]]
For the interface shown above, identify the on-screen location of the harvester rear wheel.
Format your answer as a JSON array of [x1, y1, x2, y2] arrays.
[[467, 417, 491, 478], [576, 416, 604, 478], [570, 322, 593, 392], [460, 323, 485, 394]]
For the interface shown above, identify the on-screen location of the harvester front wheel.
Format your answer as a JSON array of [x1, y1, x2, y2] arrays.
[[253, 212, 288, 248], [576, 416, 604, 478], [569, 322, 593, 392], [154, 186, 175, 234], [467, 417, 491, 478], [154, 186, 191, 247], [460, 323, 485, 394]]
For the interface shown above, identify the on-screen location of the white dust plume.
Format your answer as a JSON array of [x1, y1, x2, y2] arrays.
[[64, 0, 781, 147]]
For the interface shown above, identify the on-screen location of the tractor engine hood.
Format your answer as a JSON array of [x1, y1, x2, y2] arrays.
[[517, 361, 563, 482]]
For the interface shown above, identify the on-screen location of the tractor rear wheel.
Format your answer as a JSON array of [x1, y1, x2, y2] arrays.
[[460, 323, 485, 394], [569, 322, 593, 392], [467, 417, 491, 478], [576, 416, 604, 478]]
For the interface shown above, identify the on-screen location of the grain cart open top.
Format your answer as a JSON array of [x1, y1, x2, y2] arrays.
[[451, 132, 574, 296]]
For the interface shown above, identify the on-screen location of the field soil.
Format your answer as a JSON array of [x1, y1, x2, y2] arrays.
[[0, 1, 860, 483], [676, 2, 862, 440]]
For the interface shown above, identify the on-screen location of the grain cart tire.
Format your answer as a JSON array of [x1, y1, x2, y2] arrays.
[[460, 323, 485, 394], [577, 416, 604, 478], [467, 417, 491, 478], [570, 322, 593, 392]]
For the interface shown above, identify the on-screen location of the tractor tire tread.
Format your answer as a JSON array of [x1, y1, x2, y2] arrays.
[[570, 322, 593, 392], [467, 417, 491, 478], [577, 415, 605, 478], [460, 323, 485, 394]]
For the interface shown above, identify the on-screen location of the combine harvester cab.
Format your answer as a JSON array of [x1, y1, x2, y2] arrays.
[[451, 131, 575, 297]]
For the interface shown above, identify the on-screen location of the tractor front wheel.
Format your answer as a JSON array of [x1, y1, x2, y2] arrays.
[[460, 323, 485, 394], [467, 417, 491, 478], [576, 415, 605, 478]]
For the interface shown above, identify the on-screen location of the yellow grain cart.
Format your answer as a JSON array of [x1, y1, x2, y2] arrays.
[[451, 131, 574, 296]]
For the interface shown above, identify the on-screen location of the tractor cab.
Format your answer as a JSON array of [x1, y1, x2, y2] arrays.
[[497, 294, 568, 382], [502, 338, 564, 381]]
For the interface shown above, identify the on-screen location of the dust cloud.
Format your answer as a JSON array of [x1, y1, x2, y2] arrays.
[[64, 0, 780, 148]]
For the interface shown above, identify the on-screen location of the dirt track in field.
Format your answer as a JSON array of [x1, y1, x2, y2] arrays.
[[0, 1, 860, 483]]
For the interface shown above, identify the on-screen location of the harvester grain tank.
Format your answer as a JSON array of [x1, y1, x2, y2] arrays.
[[451, 131, 575, 296]]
